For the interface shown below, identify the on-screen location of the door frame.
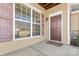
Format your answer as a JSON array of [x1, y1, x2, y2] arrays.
[[49, 11, 63, 43]]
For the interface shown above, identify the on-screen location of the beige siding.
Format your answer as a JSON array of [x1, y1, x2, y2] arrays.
[[0, 37, 45, 55], [71, 13, 79, 30], [71, 13, 79, 34]]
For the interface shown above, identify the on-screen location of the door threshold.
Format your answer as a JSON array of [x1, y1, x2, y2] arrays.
[[49, 40, 62, 44], [46, 40, 63, 47]]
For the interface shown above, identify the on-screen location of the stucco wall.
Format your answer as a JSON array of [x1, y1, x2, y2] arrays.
[[46, 3, 69, 44]]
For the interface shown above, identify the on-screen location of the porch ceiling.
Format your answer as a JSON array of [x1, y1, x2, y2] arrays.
[[38, 3, 60, 10]]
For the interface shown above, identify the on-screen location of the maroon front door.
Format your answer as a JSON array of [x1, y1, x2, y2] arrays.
[[50, 14, 61, 41]]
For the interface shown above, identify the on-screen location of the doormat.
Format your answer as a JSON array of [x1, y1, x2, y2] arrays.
[[46, 41, 63, 47]]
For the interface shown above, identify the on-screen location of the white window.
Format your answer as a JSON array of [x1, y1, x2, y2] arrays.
[[15, 3, 31, 39], [15, 3, 41, 39], [32, 10, 40, 36]]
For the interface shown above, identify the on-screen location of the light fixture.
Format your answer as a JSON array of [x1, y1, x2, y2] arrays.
[[45, 18, 48, 22]]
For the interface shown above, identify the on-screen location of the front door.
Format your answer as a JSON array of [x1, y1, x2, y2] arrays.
[[50, 14, 61, 41]]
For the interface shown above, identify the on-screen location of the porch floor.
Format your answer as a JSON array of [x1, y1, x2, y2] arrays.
[[3, 40, 79, 56]]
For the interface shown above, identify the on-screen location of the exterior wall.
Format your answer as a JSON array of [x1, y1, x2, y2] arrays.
[[71, 13, 79, 35], [0, 3, 13, 42], [0, 3, 69, 55], [46, 4, 69, 44], [0, 3, 46, 55], [0, 37, 45, 55], [71, 13, 79, 31]]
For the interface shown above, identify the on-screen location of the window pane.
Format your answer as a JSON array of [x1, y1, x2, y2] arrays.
[[15, 13, 21, 19], [21, 4, 31, 21], [22, 4, 26, 11], [15, 20, 31, 38], [26, 7, 31, 21], [15, 4, 21, 19], [15, 3, 21, 8], [32, 10, 40, 23], [15, 7, 21, 14], [26, 12, 31, 21], [32, 24, 40, 36], [15, 3, 31, 21], [22, 9, 26, 20], [21, 4, 26, 20]]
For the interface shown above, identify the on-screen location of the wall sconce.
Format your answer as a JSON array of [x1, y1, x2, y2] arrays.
[[45, 18, 48, 22]]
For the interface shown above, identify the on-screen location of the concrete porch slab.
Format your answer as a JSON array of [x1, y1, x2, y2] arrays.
[[2, 40, 79, 56]]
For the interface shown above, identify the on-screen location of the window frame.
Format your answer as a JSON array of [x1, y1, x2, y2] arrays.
[[13, 3, 42, 41]]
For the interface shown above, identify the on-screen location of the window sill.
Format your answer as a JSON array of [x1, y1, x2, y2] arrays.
[[13, 35, 41, 41]]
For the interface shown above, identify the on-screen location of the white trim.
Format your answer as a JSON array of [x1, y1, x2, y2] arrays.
[[32, 35, 41, 38], [61, 11, 64, 43], [15, 19, 31, 23], [71, 10, 79, 14], [31, 8, 32, 38], [68, 4, 71, 44], [49, 11, 63, 43], [15, 35, 41, 41], [32, 22, 40, 25], [49, 11, 63, 17], [13, 3, 15, 41]]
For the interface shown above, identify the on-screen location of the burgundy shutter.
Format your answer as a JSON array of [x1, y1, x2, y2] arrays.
[[41, 13, 44, 35], [0, 3, 13, 42]]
